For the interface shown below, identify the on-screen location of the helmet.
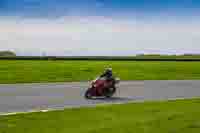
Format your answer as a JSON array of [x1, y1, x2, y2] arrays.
[[105, 68, 112, 73]]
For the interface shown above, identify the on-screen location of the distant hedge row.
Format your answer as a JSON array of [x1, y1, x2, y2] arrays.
[[0, 51, 16, 57], [1, 56, 200, 61]]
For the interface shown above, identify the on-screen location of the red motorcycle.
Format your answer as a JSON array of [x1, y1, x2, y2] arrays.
[[84, 77, 120, 99]]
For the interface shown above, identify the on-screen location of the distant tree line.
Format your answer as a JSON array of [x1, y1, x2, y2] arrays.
[[0, 51, 200, 61], [0, 51, 16, 57]]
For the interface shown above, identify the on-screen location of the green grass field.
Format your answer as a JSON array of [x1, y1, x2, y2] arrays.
[[1, 98, 200, 133], [1, 60, 200, 84]]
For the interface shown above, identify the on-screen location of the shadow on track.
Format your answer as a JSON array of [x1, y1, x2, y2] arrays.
[[86, 97, 134, 102]]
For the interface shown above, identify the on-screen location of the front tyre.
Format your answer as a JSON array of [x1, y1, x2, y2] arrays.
[[84, 89, 92, 99]]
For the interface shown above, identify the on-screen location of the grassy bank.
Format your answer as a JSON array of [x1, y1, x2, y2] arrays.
[[1, 60, 200, 84], [1, 98, 200, 133]]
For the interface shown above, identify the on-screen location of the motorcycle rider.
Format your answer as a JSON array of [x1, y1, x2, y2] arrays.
[[100, 68, 116, 89], [100, 68, 113, 80], [85, 68, 118, 99]]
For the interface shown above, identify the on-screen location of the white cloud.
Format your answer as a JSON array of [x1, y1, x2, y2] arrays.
[[0, 16, 200, 56]]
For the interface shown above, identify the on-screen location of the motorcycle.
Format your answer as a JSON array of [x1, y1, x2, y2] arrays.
[[84, 77, 120, 99]]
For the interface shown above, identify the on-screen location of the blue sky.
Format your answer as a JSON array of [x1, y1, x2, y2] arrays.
[[1, 0, 200, 17], [1, 0, 200, 56]]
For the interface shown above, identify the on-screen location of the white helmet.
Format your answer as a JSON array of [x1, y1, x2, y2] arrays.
[[105, 67, 112, 73]]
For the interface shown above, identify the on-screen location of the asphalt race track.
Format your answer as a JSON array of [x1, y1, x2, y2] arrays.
[[0, 80, 200, 114]]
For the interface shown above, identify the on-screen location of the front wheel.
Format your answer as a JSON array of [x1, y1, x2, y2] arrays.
[[84, 89, 93, 99]]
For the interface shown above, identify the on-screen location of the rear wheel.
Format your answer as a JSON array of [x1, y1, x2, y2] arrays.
[[105, 87, 116, 98]]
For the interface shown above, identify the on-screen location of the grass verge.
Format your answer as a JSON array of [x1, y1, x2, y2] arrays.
[[1, 60, 200, 84], [1, 98, 200, 133]]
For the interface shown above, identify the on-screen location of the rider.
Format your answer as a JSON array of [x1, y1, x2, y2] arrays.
[[100, 68, 116, 87], [100, 68, 113, 80], [97, 68, 116, 95]]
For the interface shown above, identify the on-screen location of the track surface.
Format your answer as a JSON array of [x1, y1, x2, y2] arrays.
[[0, 80, 200, 114]]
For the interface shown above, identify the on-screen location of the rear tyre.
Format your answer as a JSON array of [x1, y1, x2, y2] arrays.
[[105, 87, 116, 98]]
